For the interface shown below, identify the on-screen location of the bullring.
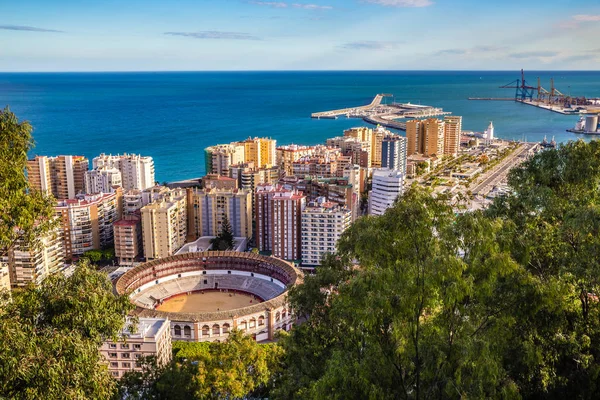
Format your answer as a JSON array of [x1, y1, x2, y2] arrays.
[[115, 251, 302, 342]]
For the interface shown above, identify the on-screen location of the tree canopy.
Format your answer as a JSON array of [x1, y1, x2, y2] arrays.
[[0, 260, 134, 399], [118, 330, 283, 400], [0, 107, 55, 259], [274, 141, 600, 399]]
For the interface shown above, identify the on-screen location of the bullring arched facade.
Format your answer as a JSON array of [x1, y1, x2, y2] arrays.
[[115, 251, 302, 342]]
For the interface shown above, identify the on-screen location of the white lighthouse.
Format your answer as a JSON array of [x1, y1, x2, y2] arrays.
[[484, 121, 494, 143]]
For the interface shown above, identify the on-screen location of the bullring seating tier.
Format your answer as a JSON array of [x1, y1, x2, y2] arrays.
[[131, 274, 285, 308]]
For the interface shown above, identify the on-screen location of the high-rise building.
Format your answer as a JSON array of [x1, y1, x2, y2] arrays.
[[279, 176, 359, 221], [101, 318, 172, 380], [255, 184, 305, 261], [55, 190, 123, 260], [123, 189, 144, 216], [343, 126, 386, 168], [85, 167, 122, 194], [301, 198, 352, 267], [204, 144, 246, 176], [141, 188, 187, 260], [241, 137, 276, 168], [381, 134, 408, 176], [27, 155, 89, 199], [6, 225, 64, 288], [326, 136, 370, 168], [276, 145, 316, 176], [369, 169, 404, 216], [92, 154, 155, 191], [188, 188, 252, 240], [114, 215, 143, 265], [407, 117, 463, 157], [443, 116, 462, 156]]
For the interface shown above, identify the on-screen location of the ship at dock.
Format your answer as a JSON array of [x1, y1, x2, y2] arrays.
[[567, 114, 600, 135]]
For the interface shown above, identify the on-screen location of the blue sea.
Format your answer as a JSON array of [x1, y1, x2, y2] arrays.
[[1, 71, 599, 183]]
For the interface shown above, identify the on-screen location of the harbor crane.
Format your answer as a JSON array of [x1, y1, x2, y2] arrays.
[[499, 69, 537, 101]]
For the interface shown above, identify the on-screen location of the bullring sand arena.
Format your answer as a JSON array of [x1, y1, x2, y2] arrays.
[[115, 251, 303, 342], [156, 291, 260, 313]]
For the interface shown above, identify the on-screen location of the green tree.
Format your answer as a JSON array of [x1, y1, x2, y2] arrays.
[[119, 330, 283, 399], [0, 260, 135, 399], [486, 140, 600, 398], [0, 107, 55, 260], [274, 188, 526, 399], [210, 215, 235, 251]]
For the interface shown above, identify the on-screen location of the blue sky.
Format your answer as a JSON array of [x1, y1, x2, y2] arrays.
[[1, 0, 599, 71]]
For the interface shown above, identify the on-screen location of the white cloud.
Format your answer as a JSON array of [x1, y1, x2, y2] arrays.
[[572, 14, 600, 22], [248, 1, 333, 9], [363, 0, 433, 7]]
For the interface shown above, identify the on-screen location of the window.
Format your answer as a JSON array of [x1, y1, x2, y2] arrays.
[[122, 353, 131, 359], [111, 371, 119, 377], [110, 362, 118, 368], [202, 325, 210, 336], [133, 344, 141, 350], [121, 344, 129, 349], [122, 362, 131, 368], [212, 324, 220, 335], [135, 353, 142, 359], [258, 316, 265, 326], [184, 326, 192, 337], [174, 325, 181, 336], [109, 353, 117, 358], [222, 323, 230, 333], [109, 343, 117, 349], [204, 280, 208, 285]]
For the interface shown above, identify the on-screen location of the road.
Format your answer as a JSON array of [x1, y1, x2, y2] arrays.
[[471, 143, 537, 196]]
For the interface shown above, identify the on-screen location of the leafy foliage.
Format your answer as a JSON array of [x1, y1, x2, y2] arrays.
[[118, 330, 283, 399], [0, 260, 134, 399], [0, 106, 55, 259]]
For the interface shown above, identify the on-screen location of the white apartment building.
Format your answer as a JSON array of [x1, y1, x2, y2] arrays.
[[369, 169, 404, 216], [123, 189, 144, 216], [101, 318, 172, 379], [141, 188, 187, 260], [5, 225, 65, 288], [85, 167, 122, 194], [92, 154, 155, 191], [301, 198, 352, 267]]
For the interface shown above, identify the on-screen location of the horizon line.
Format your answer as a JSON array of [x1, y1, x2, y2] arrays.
[[1, 69, 600, 74]]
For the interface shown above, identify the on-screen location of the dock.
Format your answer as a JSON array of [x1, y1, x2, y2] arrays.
[[311, 94, 384, 119], [312, 95, 452, 131]]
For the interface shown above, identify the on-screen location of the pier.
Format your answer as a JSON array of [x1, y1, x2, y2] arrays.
[[312, 95, 452, 130], [311, 94, 385, 119]]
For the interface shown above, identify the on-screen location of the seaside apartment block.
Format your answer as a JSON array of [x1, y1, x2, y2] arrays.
[[187, 187, 253, 240], [27, 155, 89, 199], [406, 116, 463, 158], [55, 189, 123, 260], [92, 153, 155, 191], [101, 318, 172, 379], [3, 224, 64, 288], [141, 188, 187, 260], [85, 167, 122, 194], [369, 169, 404, 216], [114, 215, 143, 265], [301, 199, 352, 267], [205, 138, 277, 176], [381, 134, 408, 176], [255, 184, 306, 261]]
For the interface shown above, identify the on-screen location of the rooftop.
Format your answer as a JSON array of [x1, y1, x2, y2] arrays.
[[122, 317, 169, 339]]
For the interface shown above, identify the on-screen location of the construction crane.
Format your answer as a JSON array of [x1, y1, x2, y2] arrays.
[[499, 69, 537, 101]]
